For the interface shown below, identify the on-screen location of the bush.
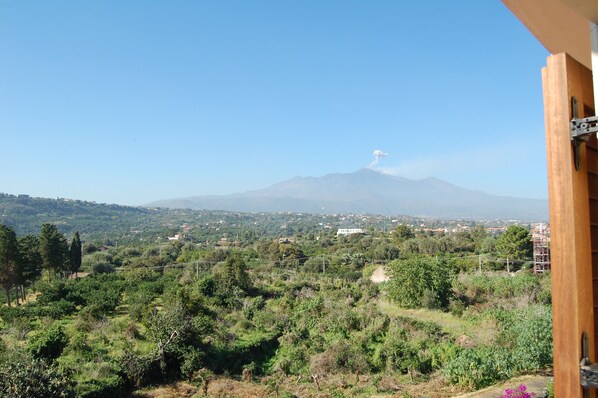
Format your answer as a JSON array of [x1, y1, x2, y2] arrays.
[[126, 291, 155, 322], [309, 339, 369, 375], [386, 256, 453, 309], [28, 324, 69, 360], [180, 349, 205, 379], [506, 306, 553, 372], [36, 281, 70, 304], [45, 300, 77, 319], [0, 305, 27, 324], [430, 342, 460, 369], [444, 346, 513, 389], [77, 375, 126, 398], [120, 352, 160, 388], [448, 298, 465, 317], [93, 263, 115, 274], [0, 357, 76, 397], [421, 288, 441, 309], [373, 330, 431, 374], [75, 361, 126, 398], [454, 272, 544, 305]]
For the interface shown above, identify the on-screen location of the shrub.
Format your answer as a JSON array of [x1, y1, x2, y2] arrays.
[[444, 346, 513, 389], [120, 352, 159, 388], [195, 275, 215, 296], [448, 298, 465, 317], [180, 349, 205, 379], [36, 281, 70, 304], [43, 299, 77, 319], [430, 342, 460, 369], [77, 374, 126, 398], [373, 331, 431, 374], [28, 324, 69, 360], [0, 357, 76, 397], [66, 332, 92, 357], [309, 339, 369, 375], [268, 340, 308, 375], [0, 305, 25, 324], [92, 263, 115, 274], [505, 306, 553, 372], [386, 255, 453, 309], [421, 288, 441, 309]]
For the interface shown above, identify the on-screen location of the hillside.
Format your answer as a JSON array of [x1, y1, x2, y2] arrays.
[[0, 193, 384, 244], [0, 193, 200, 243], [0, 191, 535, 245], [145, 169, 548, 220]]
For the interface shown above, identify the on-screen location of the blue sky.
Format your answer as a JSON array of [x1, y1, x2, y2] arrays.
[[0, 1, 549, 206]]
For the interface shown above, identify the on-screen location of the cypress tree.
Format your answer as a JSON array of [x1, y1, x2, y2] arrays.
[[69, 232, 82, 277], [0, 224, 19, 306], [18, 234, 43, 291], [39, 223, 68, 280]]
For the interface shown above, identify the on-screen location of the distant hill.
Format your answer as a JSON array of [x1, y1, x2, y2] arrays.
[[0, 192, 450, 244], [144, 169, 548, 220], [0, 193, 162, 239]]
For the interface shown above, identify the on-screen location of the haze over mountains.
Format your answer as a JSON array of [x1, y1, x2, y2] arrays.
[[144, 169, 548, 220]]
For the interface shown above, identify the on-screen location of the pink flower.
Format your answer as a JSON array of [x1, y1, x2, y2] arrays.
[[500, 384, 536, 398]]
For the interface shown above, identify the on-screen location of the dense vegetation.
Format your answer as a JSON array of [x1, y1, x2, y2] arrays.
[[0, 208, 551, 397]]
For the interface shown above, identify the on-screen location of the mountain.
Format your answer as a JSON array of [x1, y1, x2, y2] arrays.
[[144, 169, 548, 220]]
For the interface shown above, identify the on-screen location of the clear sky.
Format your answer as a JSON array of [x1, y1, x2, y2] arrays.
[[0, 1, 549, 206]]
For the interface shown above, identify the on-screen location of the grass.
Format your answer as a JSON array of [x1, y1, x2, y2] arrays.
[[376, 299, 497, 345]]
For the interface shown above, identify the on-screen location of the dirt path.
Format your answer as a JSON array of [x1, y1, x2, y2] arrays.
[[370, 266, 389, 283]]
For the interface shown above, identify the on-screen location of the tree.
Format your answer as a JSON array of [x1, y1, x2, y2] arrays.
[[39, 224, 68, 280], [223, 252, 250, 292], [0, 224, 19, 306], [471, 225, 488, 253], [393, 225, 415, 244], [370, 242, 400, 261], [68, 232, 82, 277], [495, 226, 532, 261], [18, 234, 43, 292], [386, 255, 453, 309]]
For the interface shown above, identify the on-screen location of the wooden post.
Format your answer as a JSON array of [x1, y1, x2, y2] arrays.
[[543, 53, 596, 398]]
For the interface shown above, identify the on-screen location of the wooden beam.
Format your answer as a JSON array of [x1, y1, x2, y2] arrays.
[[502, 0, 592, 69], [543, 52, 596, 397]]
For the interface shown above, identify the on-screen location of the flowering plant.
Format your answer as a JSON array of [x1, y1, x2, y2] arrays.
[[500, 384, 536, 398]]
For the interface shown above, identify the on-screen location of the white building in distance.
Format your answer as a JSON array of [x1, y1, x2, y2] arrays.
[[336, 228, 363, 236]]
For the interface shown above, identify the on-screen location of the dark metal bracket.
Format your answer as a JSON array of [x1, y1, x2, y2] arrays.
[[581, 332, 598, 395], [571, 96, 598, 171]]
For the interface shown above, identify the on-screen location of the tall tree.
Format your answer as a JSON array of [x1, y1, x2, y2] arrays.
[[68, 232, 82, 277], [18, 234, 43, 292], [393, 224, 415, 244], [471, 225, 488, 253], [495, 225, 533, 261], [39, 223, 68, 280], [386, 255, 453, 309], [0, 224, 19, 306], [223, 252, 250, 292]]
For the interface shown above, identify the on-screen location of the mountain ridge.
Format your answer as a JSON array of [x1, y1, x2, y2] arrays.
[[144, 169, 548, 220]]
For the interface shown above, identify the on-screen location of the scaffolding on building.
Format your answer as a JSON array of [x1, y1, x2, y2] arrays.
[[532, 223, 551, 273]]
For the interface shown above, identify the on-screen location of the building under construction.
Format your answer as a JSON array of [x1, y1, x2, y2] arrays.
[[532, 223, 550, 272]]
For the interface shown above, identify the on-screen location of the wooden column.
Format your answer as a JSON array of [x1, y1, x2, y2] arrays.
[[542, 53, 596, 398]]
